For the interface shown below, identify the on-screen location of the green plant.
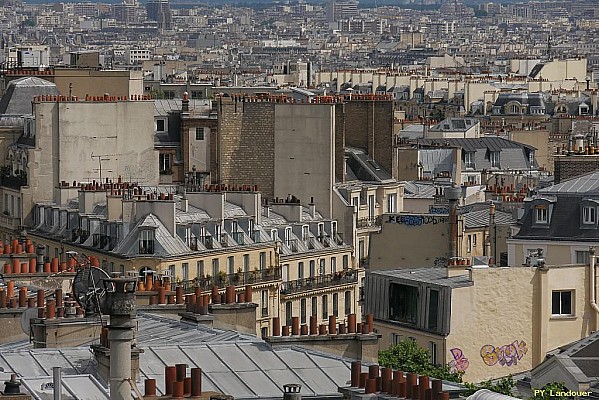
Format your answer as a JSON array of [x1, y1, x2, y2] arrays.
[[463, 376, 516, 397], [378, 339, 463, 383]]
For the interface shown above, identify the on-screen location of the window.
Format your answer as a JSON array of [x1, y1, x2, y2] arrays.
[[261, 327, 268, 338], [430, 342, 438, 365], [576, 251, 590, 265], [182, 263, 189, 281], [261, 290, 268, 317], [333, 293, 339, 317], [284, 227, 292, 246], [391, 333, 402, 345], [551, 290, 573, 316], [300, 299, 307, 323], [472, 234, 477, 248], [428, 289, 439, 330], [331, 257, 337, 274], [270, 229, 278, 241], [156, 119, 166, 132], [227, 256, 234, 275], [311, 296, 317, 317], [168, 265, 176, 279], [309, 260, 316, 277], [139, 230, 154, 254], [464, 152, 475, 168], [389, 284, 418, 324], [195, 127, 204, 140], [212, 258, 219, 277], [490, 151, 500, 168], [302, 225, 309, 241], [298, 262, 304, 279], [352, 197, 359, 209], [243, 254, 250, 273], [285, 301, 292, 326], [197, 260, 204, 278], [259, 252, 266, 270], [583, 206, 596, 224], [319, 259, 326, 275], [467, 235, 472, 253], [536, 206, 548, 223], [368, 195, 375, 218], [387, 194, 397, 213], [343, 255, 349, 269], [159, 153, 171, 173], [322, 295, 328, 319], [345, 290, 352, 315]]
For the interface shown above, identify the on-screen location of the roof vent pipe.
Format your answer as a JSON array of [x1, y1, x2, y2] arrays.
[[309, 197, 316, 218], [4, 374, 21, 394], [53, 367, 62, 400]]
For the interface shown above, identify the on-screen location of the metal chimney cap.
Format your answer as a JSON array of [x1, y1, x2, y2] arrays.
[[283, 384, 302, 393], [444, 186, 462, 201]]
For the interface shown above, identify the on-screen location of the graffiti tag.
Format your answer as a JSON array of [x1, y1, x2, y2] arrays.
[[386, 215, 450, 226], [480, 340, 528, 367], [429, 206, 450, 214], [449, 348, 469, 373]]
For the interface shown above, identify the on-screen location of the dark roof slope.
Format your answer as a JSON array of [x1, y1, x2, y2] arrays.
[[0, 77, 59, 116]]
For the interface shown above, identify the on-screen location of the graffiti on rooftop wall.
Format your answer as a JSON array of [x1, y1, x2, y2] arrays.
[[480, 340, 528, 367], [449, 348, 469, 373], [386, 214, 450, 226]]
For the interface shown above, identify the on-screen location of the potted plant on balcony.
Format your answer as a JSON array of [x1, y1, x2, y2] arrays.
[[233, 268, 242, 283], [217, 270, 227, 285]]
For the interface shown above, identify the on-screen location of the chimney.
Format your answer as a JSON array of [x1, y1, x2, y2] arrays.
[[309, 197, 316, 218], [3, 374, 21, 394], [182, 92, 189, 113], [444, 185, 462, 260], [181, 196, 189, 213], [489, 202, 496, 264], [105, 277, 137, 400], [283, 384, 302, 400]]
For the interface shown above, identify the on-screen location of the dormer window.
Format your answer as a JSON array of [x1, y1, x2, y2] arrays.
[[270, 229, 278, 242], [284, 226, 292, 246], [583, 206, 597, 225], [139, 229, 155, 254], [489, 151, 500, 168], [302, 225, 309, 241], [464, 152, 475, 169], [535, 206, 548, 224]]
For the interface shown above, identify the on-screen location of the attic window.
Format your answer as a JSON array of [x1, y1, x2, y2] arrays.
[[535, 206, 548, 224], [583, 206, 596, 225], [139, 229, 155, 254]]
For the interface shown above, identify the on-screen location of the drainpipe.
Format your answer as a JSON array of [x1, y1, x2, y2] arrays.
[[589, 247, 599, 332]]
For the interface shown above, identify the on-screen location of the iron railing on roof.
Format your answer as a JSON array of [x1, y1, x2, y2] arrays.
[[280, 269, 359, 295], [180, 266, 282, 294]]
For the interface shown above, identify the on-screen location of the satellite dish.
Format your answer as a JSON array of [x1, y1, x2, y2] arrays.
[[20, 307, 38, 335], [72, 267, 113, 316]]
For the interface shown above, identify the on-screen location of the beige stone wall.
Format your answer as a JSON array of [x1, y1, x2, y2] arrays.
[[446, 267, 536, 382], [508, 240, 599, 267], [52, 69, 143, 98], [274, 103, 335, 217], [374, 320, 446, 363], [369, 214, 450, 269]]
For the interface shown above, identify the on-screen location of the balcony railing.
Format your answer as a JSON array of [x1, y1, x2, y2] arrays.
[[0, 171, 28, 189], [280, 269, 359, 295], [181, 266, 282, 294], [0, 214, 20, 230], [357, 216, 381, 228]]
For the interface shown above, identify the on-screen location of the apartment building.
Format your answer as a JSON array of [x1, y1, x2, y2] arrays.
[[508, 170, 599, 267], [27, 184, 363, 336], [365, 260, 597, 383]]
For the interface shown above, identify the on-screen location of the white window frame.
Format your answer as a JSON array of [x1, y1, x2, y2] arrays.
[[536, 207, 548, 224], [583, 206, 596, 224], [551, 290, 574, 317]]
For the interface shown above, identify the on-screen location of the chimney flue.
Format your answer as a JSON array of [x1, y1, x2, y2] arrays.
[[53, 367, 62, 400], [283, 384, 302, 400]]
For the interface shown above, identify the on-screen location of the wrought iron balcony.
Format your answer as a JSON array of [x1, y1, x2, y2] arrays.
[[357, 216, 381, 228], [0, 169, 27, 189], [280, 269, 359, 295], [181, 266, 282, 294]]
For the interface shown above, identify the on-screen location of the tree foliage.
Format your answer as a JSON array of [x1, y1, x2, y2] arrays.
[[379, 339, 517, 397], [378, 339, 464, 383], [463, 376, 515, 396]]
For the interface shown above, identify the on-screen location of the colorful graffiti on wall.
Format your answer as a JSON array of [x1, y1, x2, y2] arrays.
[[449, 348, 469, 373], [480, 340, 528, 367]]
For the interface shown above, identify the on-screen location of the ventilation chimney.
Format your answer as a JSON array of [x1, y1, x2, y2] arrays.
[[3, 374, 21, 394], [309, 197, 316, 218], [283, 384, 302, 400]]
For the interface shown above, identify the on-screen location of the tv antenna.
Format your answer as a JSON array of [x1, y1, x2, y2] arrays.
[[91, 153, 124, 182]]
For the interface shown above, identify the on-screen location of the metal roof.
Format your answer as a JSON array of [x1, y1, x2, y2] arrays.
[[539, 171, 599, 195], [368, 268, 473, 288]]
